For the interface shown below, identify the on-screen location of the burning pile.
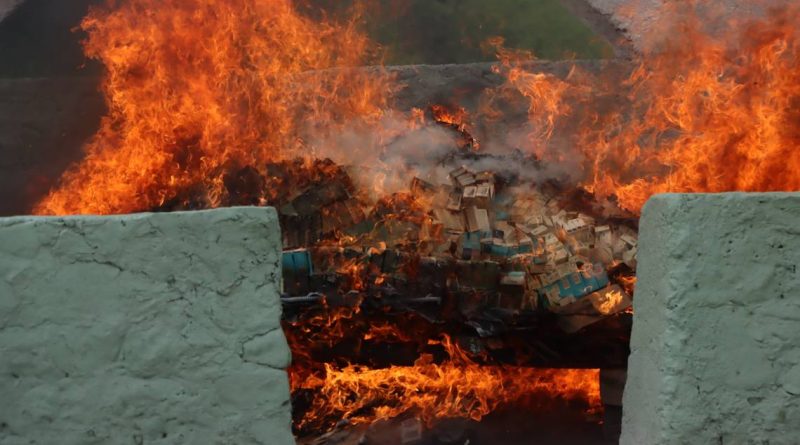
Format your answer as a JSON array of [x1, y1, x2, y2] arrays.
[[275, 143, 633, 433], [29, 0, 800, 439], [277, 152, 636, 331]]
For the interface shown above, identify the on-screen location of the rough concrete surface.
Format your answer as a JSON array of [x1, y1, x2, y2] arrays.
[[622, 193, 800, 445], [0, 207, 295, 445]]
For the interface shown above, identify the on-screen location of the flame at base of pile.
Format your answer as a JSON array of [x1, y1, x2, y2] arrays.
[[291, 336, 600, 434]]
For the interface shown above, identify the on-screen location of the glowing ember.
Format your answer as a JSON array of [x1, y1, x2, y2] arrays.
[[594, 289, 625, 315]]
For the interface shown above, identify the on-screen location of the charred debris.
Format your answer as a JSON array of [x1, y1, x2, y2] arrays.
[[156, 137, 637, 368], [275, 154, 636, 369]]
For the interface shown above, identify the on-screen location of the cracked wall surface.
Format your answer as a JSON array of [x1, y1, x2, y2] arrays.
[[622, 193, 800, 445], [0, 207, 295, 445]]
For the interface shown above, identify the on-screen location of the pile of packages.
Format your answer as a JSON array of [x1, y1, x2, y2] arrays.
[[280, 159, 635, 330]]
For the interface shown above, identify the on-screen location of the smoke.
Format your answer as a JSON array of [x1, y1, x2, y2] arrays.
[[303, 105, 588, 205]]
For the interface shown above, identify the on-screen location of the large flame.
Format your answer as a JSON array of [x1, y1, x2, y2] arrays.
[[34, 0, 393, 215], [496, 2, 800, 213], [587, 3, 800, 212], [29, 0, 800, 435], [35, 1, 800, 215], [285, 300, 601, 433], [292, 336, 600, 431]]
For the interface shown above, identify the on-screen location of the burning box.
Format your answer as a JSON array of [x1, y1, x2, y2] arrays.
[[561, 217, 594, 244], [462, 185, 478, 206], [595, 225, 612, 247], [619, 233, 638, 248], [290, 181, 351, 216], [369, 249, 402, 274], [611, 227, 639, 263], [623, 246, 638, 268], [449, 167, 477, 188], [281, 214, 323, 249], [475, 171, 495, 184], [320, 199, 365, 233], [499, 271, 527, 296], [550, 285, 632, 333], [446, 191, 463, 211], [410, 177, 437, 197], [486, 240, 516, 258], [550, 245, 570, 264], [449, 166, 469, 178], [527, 224, 550, 237]]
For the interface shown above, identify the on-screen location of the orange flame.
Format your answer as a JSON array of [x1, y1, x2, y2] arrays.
[[430, 104, 480, 150], [33, 0, 393, 215], [486, 37, 575, 156], [498, 3, 800, 212], [35, 0, 800, 434], [594, 289, 625, 315], [292, 335, 600, 430], [586, 3, 800, 212]]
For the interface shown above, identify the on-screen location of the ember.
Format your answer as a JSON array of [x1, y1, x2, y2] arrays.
[[30, 0, 800, 440]]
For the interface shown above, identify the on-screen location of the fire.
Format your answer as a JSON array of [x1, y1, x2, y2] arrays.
[[586, 3, 800, 212], [34, 2, 800, 219], [430, 104, 480, 150], [30, 0, 800, 437], [488, 38, 575, 155], [617, 275, 637, 296], [285, 291, 602, 434], [496, 2, 800, 213], [292, 335, 600, 431], [594, 289, 624, 315], [33, 0, 393, 215]]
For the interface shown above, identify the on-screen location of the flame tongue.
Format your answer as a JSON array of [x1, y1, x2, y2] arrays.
[[493, 3, 800, 213], [35, 2, 800, 216], [589, 4, 800, 211], [291, 335, 600, 433], [34, 0, 392, 216]]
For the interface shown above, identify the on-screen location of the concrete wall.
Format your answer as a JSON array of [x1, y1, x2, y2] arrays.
[[0, 207, 295, 445], [622, 193, 800, 444]]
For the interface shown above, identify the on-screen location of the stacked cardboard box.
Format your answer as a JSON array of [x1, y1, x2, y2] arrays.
[[280, 163, 635, 325]]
